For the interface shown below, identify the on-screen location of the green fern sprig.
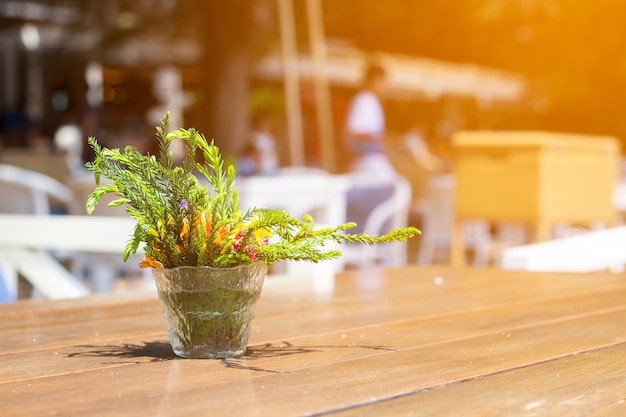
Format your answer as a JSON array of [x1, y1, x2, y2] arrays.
[[85, 112, 420, 269]]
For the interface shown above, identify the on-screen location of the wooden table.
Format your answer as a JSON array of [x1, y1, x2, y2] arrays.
[[2, 266, 625, 416]]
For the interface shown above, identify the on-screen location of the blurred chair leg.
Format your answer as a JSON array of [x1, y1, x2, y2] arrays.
[[468, 221, 492, 267], [383, 241, 407, 266], [417, 239, 435, 265], [86, 254, 121, 293], [90, 264, 116, 293], [451, 219, 465, 267], [536, 220, 551, 242], [0, 252, 17, 302]]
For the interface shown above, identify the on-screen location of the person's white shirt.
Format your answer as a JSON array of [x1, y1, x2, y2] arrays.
[[347, 91, 385, 138], [252, 131, 278, 174], [346, 91, 395, 183]]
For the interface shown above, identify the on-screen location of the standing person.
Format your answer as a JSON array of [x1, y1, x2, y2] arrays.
[[236, 110, 279, 177], [345, 63, 396, 183], [249, 110, 279, 175], [402, 121, 443, 173], [344, 64, 397, 234]]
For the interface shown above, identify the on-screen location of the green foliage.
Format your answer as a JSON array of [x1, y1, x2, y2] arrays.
[[86, 112, 420, 269]]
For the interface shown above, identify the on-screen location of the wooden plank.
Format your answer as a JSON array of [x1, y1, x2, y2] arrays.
[[0, 289, 157, 314], [330, 344, 626, 417], [1, 308, 624, 416], [2, 265, 622, 316], [0, 312, 167, 354], [2, 266, 625, 351], [0, 296, 160, 331], [3, 288, 626, 384], [2, 267, 625, 416], [3, 271, 625, 354], [584, 399, 626, 417]]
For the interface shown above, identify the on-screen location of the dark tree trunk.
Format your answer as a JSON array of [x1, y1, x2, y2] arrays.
[[188, 0, 272, 158]]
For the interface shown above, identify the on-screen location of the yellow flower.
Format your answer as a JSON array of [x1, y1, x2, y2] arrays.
[[248, 213, 263, 227], [254, 228, 272, 239], [232, 224, 244, 237], [245, 214, 271, 240], [156, 219, 166, 239]]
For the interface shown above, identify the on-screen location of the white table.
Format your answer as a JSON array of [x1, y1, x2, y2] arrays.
[[236, 171, 351, 226]]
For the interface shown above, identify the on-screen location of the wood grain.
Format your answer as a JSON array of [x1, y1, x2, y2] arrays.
[[1, 266, 625, 416]]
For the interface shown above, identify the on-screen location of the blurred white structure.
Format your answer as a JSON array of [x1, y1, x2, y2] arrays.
[[416, 174, 491, 266], [53, 124, 84, 177], [236, 169, 351, 275], [0, 215, 138, 299], [343, 176, 413, 267], [0, 163, 71, 215], [500, 226, 626, 273], [255, 42, 526, 103]]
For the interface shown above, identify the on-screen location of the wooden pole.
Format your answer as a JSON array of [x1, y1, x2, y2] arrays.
[[305, 0, 336, 173], [277, 0, 305, 166]]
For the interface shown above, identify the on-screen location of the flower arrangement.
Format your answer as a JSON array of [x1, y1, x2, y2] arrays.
[[85, 113, 419, 269]]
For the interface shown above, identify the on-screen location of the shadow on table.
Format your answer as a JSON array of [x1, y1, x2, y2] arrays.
[[222, 341, 396, 373], [67, 341, 176, 363], [67, 340, 395, 371], [244, 341, 394, 359]]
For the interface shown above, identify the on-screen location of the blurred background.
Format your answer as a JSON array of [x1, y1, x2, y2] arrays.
[[3, 0, 626, 301], [2, 0, 625, 168]]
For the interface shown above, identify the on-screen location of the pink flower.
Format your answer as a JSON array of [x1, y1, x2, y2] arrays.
[[230, 230, 268, 261]]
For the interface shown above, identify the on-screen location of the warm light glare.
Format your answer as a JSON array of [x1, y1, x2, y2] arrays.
[[20, 24, 40, 50]]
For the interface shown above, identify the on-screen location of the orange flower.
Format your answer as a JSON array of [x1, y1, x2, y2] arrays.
[[180, 217, 190, 239], [139, 255, 164, 269], [194, 210, 212, 240], [214, 224, 230, 245]]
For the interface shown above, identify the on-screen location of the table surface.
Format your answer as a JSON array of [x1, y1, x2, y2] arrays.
[[1, 266, 625, 416]]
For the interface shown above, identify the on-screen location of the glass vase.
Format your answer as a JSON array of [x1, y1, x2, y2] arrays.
[[152, 261, 267, 359]]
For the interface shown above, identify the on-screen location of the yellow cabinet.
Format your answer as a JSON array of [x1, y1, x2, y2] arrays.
[[451, 131, 620, 266]]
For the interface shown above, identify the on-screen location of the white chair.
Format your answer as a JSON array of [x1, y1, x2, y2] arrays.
[[0, 165, 139, 295], [69, 176, 128, 216], [416, 174, 491, 266], [0, 214, 141, 300], [0, 164, 75, 299], [0, 252, 15, 302], [67, 176, 148, 292], [0, 163, 72, 214], [343, 176, 413, 267]]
